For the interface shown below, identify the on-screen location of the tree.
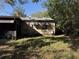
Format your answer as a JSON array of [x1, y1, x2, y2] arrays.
[[45, 0, 79, 36], [32, 11, 50, 17], [4, 0, 27, 16], [6, 0, 40, 5], [13, 6, 26, 17], [3, 0, 40, 16]]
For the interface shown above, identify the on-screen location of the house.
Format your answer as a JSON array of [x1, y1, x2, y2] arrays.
[[0, 16, 55, 39], [20, 17, 55, 37]]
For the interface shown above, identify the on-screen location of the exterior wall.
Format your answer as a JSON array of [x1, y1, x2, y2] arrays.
[[15, 18, 22, 39], [21, 21, 55, 37], [33, 22, 55, 35], [21, 21, 41, 37]]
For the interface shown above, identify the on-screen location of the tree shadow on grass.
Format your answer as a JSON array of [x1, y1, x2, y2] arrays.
[[11, 38, 54, 59], [14, 37, 54, 50], [0, 39, 8, 45], [11, 36, 74, 59], [69, 36, 79, 51], [54, 36, 79, 51], [44, 36, 79, 51], [1, 36, 79, 59]]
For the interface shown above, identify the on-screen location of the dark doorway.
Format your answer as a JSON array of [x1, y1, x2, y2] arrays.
[[0, 23, 16, 39]]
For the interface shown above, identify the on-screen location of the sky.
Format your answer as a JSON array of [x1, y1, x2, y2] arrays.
[[0, 0, 47, 16]]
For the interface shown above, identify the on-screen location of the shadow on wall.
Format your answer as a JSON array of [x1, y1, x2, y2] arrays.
[[21, 22, 42, 38]]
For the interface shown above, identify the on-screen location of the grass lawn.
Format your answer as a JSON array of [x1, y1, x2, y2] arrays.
[[0, 36, 79, 59]]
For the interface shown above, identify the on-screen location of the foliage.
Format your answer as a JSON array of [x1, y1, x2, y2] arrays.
[[5, 0, 27, 16], [13, 6, 26, 17], [6, 0, 40, 5], [32, 11, 50, 17], [32, 0, 40, 2], [6, 0, 27, 5], [45, 0, 79, 35], [4, 0, 41, 16]]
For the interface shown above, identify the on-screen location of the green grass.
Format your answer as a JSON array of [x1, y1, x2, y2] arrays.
[[2, 36, 79, 59]]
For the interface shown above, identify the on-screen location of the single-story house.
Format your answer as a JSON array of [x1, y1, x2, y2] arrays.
[[0, 16, 55, 39]]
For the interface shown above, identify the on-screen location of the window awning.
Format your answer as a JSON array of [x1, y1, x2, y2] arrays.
[[0, 20, 14, 23]]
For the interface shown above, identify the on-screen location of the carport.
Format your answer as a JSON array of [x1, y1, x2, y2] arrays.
[[0, 16, 16, 39], [0, 16, 21, 39]]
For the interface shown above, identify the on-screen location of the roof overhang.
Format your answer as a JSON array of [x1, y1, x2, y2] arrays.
[[20, 17, 55, 22], [23, 20, 55, 22], [0, 20, 14, 23], [0, 16, 16, 23]]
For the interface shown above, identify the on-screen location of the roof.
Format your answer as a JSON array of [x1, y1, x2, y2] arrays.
[[0, 20, 14, 23], [0, 16, 19, 23], [0, 16, 55, 23], [20, 17, 55, 22], [20, 17, 54, 20], [0, 16, 20, 20]]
